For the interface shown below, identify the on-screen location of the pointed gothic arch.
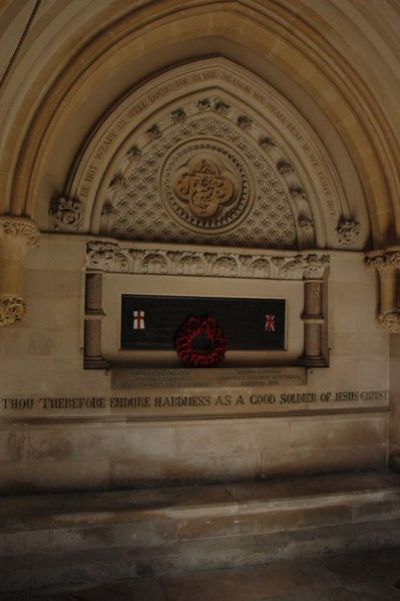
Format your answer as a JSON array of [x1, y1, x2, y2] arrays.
[[46, 58, 366, 251]]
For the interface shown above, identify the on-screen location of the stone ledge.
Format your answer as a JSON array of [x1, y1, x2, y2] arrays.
[[1, 471, 400, 592]]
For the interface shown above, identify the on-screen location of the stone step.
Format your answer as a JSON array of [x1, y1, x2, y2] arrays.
[[1, 471, 400, 592]]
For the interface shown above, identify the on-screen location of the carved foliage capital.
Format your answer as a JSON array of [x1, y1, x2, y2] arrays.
[[379, 312, 400, 334], [0, 295, 26, 327], [303, 254, 330, 279], [0, 217, 39, 250], [366, 250, 400, 271]]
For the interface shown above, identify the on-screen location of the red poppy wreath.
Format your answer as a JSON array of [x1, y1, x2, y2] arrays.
[[175, 315, 227, 367]]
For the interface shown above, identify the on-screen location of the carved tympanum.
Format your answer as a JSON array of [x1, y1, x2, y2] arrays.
[[98, 103, 301, 247]]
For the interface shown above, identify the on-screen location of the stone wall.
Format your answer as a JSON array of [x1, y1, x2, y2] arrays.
[[0, 235, 389, 493]]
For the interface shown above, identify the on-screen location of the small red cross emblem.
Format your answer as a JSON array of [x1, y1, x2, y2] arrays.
[[265, 314, 276, 332], [133, 310, 145, 330]]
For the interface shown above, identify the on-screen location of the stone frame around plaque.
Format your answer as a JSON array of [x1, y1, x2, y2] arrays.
[[83, 239, 330, 370]]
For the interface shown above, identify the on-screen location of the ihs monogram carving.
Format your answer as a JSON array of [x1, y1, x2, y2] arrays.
[[86, 241, 329, 281], [49, 196, 83, 231], [163, 139, 250, 233], [174, 156, 235, 219]]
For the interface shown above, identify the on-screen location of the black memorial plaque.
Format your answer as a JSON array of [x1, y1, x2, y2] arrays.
[[121, 295, 285, 351]]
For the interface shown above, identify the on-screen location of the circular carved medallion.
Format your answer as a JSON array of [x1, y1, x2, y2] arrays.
[[161, 140, 253, 233]]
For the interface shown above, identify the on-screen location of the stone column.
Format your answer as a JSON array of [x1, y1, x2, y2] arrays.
[[298, 254, 329, 367], [367, 250, 400, 474], [85, 273, 103, 315], [366, 249, 400, 333], [84, 272, 108, 369], [0, 216, 39, 326]]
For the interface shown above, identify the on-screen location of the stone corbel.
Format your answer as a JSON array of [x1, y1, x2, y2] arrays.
[[0, 216, 39, 327], [366, 248, 400, 333]]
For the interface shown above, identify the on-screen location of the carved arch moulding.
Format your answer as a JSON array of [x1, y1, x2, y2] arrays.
[[48, 58, 366, 251]]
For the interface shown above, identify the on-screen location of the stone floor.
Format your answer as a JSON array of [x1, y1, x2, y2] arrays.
[[2, 548, 400, 601]]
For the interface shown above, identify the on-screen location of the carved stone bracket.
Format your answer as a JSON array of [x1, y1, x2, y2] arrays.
[[336, 218, 361, 244], [0, 217, 39, 249], [86, 240, 329, 282], [0, 216, 39, 326], [49, 196, 83, 231], [366, 248, 400, 332]]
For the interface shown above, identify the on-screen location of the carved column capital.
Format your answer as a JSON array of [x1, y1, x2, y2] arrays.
[[303, 254, 329, 280], [366, 250, 400, 271], [0, 216, 39, 326], [379, 311, 400, 334], [0, 295, 26, 326], [0, 216, 39, 253]]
